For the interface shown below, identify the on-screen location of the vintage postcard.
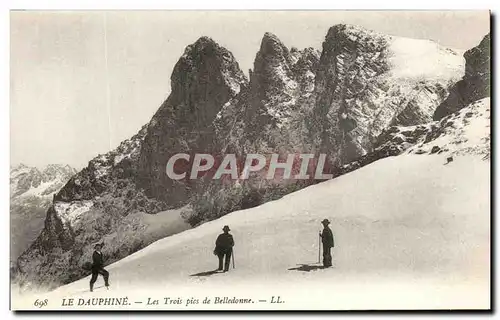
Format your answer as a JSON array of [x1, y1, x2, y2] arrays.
[[10, 10, 491, 311]]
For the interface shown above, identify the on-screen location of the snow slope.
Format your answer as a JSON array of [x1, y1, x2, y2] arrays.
[[407, 97, 490, 157], [14, 154, 490, 310]]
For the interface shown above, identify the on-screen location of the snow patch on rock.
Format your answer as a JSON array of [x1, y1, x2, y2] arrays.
[[54, 200, 94, 227], [407, 97, 490, 157]]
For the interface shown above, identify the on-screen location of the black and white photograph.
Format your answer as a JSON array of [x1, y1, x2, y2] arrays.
[[9, 10, 491, 310]]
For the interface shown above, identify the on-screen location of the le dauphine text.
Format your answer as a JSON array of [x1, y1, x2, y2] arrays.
[[60, 295, 285, 307]]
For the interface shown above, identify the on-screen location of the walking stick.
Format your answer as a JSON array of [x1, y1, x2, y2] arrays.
[[232, 249, 236, 269], [318, 232, 321, 264]]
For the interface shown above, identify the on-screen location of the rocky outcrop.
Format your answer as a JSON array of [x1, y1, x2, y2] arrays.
[[407, 97, 490, 157], [338, 97, 490, 177], [246, 34, 320, 152], [214, 33, 320, 157], [196, 35, 322, 223], [312, 24, 464, 165], [137, 37, 248, 204], [434, 34, 490, 120], [55, 124, 148, 202]]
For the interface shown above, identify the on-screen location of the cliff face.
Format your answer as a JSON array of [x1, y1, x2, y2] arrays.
[[433, 34, 490, 120], [213, 33, 320, 158], [246, 34, 320, 152], [312, 24, 464, 165], [137, 37, 248, 204], [16, 25, 473, 291], [213, 24, 464, 175], [188, 35, 323, 224]]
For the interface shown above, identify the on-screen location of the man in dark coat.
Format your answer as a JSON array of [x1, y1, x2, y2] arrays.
[[319, 219, 334, 267], [214, 225, 234, 272], [89, 243, 110, 292]]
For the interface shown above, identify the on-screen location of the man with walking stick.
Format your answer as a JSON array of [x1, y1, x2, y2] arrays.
[[214, 225, 235, 272], [319, 219, 334, 267]]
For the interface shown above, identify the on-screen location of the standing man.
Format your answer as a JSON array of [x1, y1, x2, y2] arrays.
[[90, 243, 110, 292], [319, 219, 334, 267], [214, 225, 234, 272]]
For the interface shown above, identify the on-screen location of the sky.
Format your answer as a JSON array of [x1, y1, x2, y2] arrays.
[[10, 11, 490, 169]]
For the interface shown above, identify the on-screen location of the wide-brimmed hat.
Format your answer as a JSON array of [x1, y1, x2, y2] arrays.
[[222, 225, 230, 231], [94, 243, 103, 249], [321, 219, 330, 225]]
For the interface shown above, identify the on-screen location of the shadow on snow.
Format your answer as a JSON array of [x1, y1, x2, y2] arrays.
[[288, 264, 327, 272], [189, 269, 223, 277]]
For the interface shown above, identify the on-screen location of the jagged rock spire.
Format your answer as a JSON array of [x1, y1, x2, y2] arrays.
[[433, 33, 490, 120]]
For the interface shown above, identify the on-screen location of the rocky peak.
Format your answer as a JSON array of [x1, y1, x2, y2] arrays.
[[244, 33, 321, 134], [313, 23, 465, 166], [313, 24, 391, 164], [250, 32, 296, 101], [158, 35, 249, 130], [256, 32, 294, 67], [433, 33, 490, 120], [292, 47, 320, 93], [172, 36, 248, 102], [138, 38, 248, 203], [316, 23, 390, 102], [326, 23, 388, 45], [251, 34, 320, 97], [464, 33, 490, 79]]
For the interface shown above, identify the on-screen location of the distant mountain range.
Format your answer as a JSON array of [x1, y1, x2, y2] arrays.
[[10, 164, 77, 262]]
